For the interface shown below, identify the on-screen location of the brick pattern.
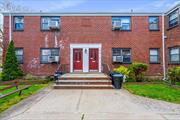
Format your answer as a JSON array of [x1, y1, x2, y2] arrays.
[[164, 8, 180, 68], [3, 15, 165, 76]]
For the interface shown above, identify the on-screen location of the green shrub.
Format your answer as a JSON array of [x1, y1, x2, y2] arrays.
[[128, 62, 148, 82], [0, 72, 2, 81], [1, 41, 24, 81], [113, 66, 130, 79], [167, 66, 180, 85]]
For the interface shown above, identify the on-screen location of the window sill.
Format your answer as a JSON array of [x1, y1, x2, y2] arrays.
[[14, 30, 24, 32], [149, 62, 160, 64], [40, 62, 60, 64], [167, 24, 179, 31], [112, 62, 132, 64], [149, 29, 160, 31], [112, 29, 131, 32], [168, 62, 180, 65], [41, 29, 60, 32]]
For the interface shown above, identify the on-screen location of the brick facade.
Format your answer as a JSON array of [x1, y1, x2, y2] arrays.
[[2, 7, 180, 76], [164, 8, 180, 69]]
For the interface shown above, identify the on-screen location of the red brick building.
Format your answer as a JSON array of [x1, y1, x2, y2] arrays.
[[2, 4, 180, 78]]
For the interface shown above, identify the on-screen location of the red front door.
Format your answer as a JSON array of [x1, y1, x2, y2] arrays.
[[89, 49, 99, 70], [73, 49, 83, 71]]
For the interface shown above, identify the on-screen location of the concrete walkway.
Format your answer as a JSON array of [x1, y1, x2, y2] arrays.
[[0, 87, 180, 120]]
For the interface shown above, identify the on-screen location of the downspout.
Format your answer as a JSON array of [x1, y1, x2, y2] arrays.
[[9, 13, 12, 42], [162, 13, 166, 80]]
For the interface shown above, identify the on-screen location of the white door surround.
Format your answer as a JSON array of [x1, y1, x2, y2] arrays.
[[70, 44, 102, 73]]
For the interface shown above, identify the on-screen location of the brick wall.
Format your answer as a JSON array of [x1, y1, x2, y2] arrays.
[[3, 15, 163, 76], [164, 8, 180, 69]]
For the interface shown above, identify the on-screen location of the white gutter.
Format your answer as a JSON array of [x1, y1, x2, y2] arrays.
[[9, 13, 12, 41], [162, 13, 166, 80]]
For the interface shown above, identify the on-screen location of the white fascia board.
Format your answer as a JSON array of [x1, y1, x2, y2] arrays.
[[165, 3, 180, 15], [1, 12, 162, 16]]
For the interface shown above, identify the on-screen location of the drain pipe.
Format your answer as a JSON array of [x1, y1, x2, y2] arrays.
[[162, 13, 166, 80], [9, 12, 12, 42]]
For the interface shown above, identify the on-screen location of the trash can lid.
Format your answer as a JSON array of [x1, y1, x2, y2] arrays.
[[112, 74, 123, 77]]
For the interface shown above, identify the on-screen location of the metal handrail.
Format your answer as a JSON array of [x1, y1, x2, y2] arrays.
[[56, 64, 69, 73], [102, 63, 111, 75]]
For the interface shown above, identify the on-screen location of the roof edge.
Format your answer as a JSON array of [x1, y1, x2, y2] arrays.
[[1, 12, 163, 16], [0, 2, 179, 16], [165, 3, 180, 15]]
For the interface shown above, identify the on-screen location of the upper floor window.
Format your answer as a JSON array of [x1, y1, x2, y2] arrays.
[[169, 47, 180, 64], [14, 16, 24, 31], [41, 17, 60, 30], [168, 9, 179, 28], [112, 48, 131, 63], [149, 48, 159, 63], [149, 16, 159, 30], [15, 48, 23, 64], [112, 17, 131, 31], [40, 48, 60, 64]]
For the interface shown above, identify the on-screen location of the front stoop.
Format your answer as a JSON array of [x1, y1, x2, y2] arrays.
[[53, 73, 113, 89]]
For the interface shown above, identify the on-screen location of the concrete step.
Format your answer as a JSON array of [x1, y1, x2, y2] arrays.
[[59, 77, 110, 80], [56, 80, 112, 85], [53, 84, 114, 89], [59, 73, 111, 80]]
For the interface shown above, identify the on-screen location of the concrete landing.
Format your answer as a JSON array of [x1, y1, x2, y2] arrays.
[[54, 73, 113, 89], [1, 88, 180, 120]]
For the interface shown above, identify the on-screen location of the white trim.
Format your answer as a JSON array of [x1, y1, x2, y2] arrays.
[[2, 12, 162, 16], [162, 14, 166, 80], [70, 44, 102, 73], [165, 3, 180, 15]]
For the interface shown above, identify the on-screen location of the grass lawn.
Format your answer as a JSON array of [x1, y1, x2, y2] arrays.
[[124, 83, 180, 104], [0, 84, 48, 113], [176, 82, 180, 86]]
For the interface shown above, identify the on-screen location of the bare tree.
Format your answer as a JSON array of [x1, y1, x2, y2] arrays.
[[0, 0, 31, 12], [0, 0, 31, 64]]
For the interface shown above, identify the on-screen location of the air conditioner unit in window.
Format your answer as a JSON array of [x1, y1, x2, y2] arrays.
[[48, 56, 59, 63], [113, 56, 123, 63], [112, 21, 122, 30], [49, 21, 60, 30]]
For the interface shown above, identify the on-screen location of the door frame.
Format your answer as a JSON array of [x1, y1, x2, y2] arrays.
[[70, 44, 102, 73]]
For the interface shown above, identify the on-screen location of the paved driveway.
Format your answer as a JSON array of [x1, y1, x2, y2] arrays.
[[0, 87, 180, 120]]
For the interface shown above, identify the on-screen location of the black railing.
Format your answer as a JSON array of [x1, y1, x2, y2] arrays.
[[56, 64, 69, 74], [102, 63, 111, 75]]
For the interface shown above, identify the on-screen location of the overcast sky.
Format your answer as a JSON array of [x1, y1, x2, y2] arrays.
[[12, 0, 180, 12]]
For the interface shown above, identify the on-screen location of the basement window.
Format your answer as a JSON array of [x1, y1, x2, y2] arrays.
[[112, 17, 131, 31], [40, 48, 60, 64], [149, 16, 159, 31], [149, 48, 160, 63], [112, 48, 131, 63], [15, 48, 23, 64], [41, 17, 60, 30], [169, 47, 180, 64], [14, 16, 24, 31], [168, 9, 179, 28]]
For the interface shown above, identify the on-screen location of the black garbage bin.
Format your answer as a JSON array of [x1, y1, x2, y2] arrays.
[[110, 72, 120, 85], [111, 73, 123, 89], [54, 71, 63, 80]]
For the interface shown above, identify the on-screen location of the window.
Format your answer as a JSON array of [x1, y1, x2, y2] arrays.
[[149, 16, 159, 30], [112, 17, 131, 31], [14, 16, 24, 31], [15, 48, 23, 64], [41, 17, 60, 30], [168, 9, 179, 28], [112, 48, 131, 63], [40, 48, 59, 64], [169, 47, 180, 64], [149, 49, 159, 63]]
